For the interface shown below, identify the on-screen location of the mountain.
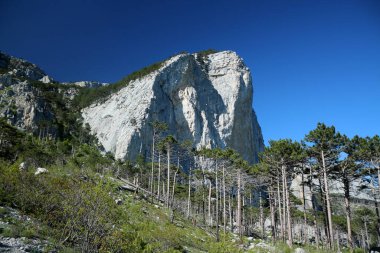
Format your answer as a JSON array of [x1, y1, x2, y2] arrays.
[[0, 52, 49, 82], [0, 52, 78, 138], [1, 51, 378, 253], [82, 51, 264, 163], [0, 50, 264, 163]]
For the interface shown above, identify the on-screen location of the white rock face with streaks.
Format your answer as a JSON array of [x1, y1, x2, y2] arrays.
[[82, 51, 264, 163], [62, 81, 109, 88], [291, 174, 376, 209]]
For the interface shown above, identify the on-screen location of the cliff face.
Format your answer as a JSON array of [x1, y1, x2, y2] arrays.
[[291, 175, 376, 210], [82, 51, 264, 163], [0, 53, 54, 135], [0, 51, 264, 163], [0, 52, 78, 138]]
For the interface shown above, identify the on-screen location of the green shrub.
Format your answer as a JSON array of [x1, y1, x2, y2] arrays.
[[72, 59, 165, 109]]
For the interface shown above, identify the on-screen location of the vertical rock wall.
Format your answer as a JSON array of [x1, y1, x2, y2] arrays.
[[82, 51, 264, 163]]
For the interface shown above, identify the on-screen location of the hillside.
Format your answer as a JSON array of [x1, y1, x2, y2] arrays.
[[0, 51, 379, 253]]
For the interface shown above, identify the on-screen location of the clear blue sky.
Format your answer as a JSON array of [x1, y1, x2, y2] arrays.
[[1, 0, 379, 145]]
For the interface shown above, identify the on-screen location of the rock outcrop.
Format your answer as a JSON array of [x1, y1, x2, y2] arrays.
[[62, 80, 109, 88], [82, 51, 264, 163], [0, 50, 264, 163], [290, 174, 376, 210], [0, 52, 47, 82], [0, 52, 77, 137]]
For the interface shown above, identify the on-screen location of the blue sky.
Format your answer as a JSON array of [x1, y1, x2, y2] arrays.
[[1, 0, 379, 145]]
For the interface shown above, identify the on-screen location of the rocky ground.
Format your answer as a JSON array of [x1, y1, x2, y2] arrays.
[[0, 206, 54, 252]]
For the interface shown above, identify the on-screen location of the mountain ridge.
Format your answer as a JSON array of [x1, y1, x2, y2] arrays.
[[82, 50, 264, 163], [0, 50, 264, 163]]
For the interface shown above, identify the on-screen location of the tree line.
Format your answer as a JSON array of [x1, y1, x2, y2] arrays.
[[128, 121, 379, 252], [1, 114, 379, 252]]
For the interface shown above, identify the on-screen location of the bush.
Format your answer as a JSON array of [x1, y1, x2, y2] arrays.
[[72, 59, 165, 109], [0, 163, 131, 251]]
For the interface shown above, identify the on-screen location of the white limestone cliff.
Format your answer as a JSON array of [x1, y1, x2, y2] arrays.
[[290, 174, 376, 210], [62, 81, 109, 88], [82, 51, 264, 163]]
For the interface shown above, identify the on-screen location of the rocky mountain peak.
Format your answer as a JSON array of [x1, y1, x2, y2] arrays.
[[0, 50, 264, 163], [0, 52, 51, 83], [82, 50, 264, 163]]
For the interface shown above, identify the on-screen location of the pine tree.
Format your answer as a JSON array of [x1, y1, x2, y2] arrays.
[[305, 123, 344, 249]]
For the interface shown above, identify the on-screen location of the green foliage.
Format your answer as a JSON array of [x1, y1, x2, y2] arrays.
[[332, 214, 347, 230], [353, 248, 366, 253], [195, 49, 219, 70], [26, 81, 97, 146], [263, 139, 305, 166], [207, 240, 242, 253], [0, 118, 24, 161], [352, 207, 377, 238], [0, 128, 246, 253], [0, 52, 11, 71], [354, 135, 380, 172], [0, 68, 8, 74], [289, 192, 303, 205], [196, 49, 219, 58], [305, 122, 344, 157], [0, 163, 144, 252], [72, 59, 165, 109]]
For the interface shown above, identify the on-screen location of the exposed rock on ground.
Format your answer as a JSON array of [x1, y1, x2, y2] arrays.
[[0, 206, 53, 253]]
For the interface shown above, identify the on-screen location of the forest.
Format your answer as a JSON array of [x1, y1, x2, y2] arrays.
[[1, 115, 379, 252]]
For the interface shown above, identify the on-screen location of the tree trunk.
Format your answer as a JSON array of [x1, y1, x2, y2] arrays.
[[166, 146, 171, 207], [282, 166, 287, 242], [377, 167, 380, 244], [377, 166, 380, 201], [150, 134, 155, 197], [157, 152, 161, 200], [361, 230, 366, 250], [318, 175, 329, 245], [269, 183, 276, 242], [373, 186, 380, 246], [277, 176, 284, 241], [187, 167, 191, 218], [162, 180, 165, 201], [301, 169, 308, 244], [364, 218, 369, 250], [343, 175, 353, 253], [259, 191, 264, 239], [336, 230, 341, 252], [237, 169, 242, 239], [242, 194, 245, 236], [201, 158, 206, 225], [283, 165, 292, 247], [208, 179, 212, 227], [311, 173, 320, 249], [223, 165, 226, 234], [321, 150, 334, 249], [202, 176, 206, 225], [215, 161, 220, 241], [229, 192, 233, 233], [171, 168, 178, 208]]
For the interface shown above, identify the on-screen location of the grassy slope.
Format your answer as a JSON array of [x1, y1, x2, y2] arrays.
[[0, 163, 243, 252]]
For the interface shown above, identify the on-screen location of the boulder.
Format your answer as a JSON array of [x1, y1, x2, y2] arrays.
[[35, 167, 48, 175], [294, 248, 306, 253], [19, 162, 28, 171]]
